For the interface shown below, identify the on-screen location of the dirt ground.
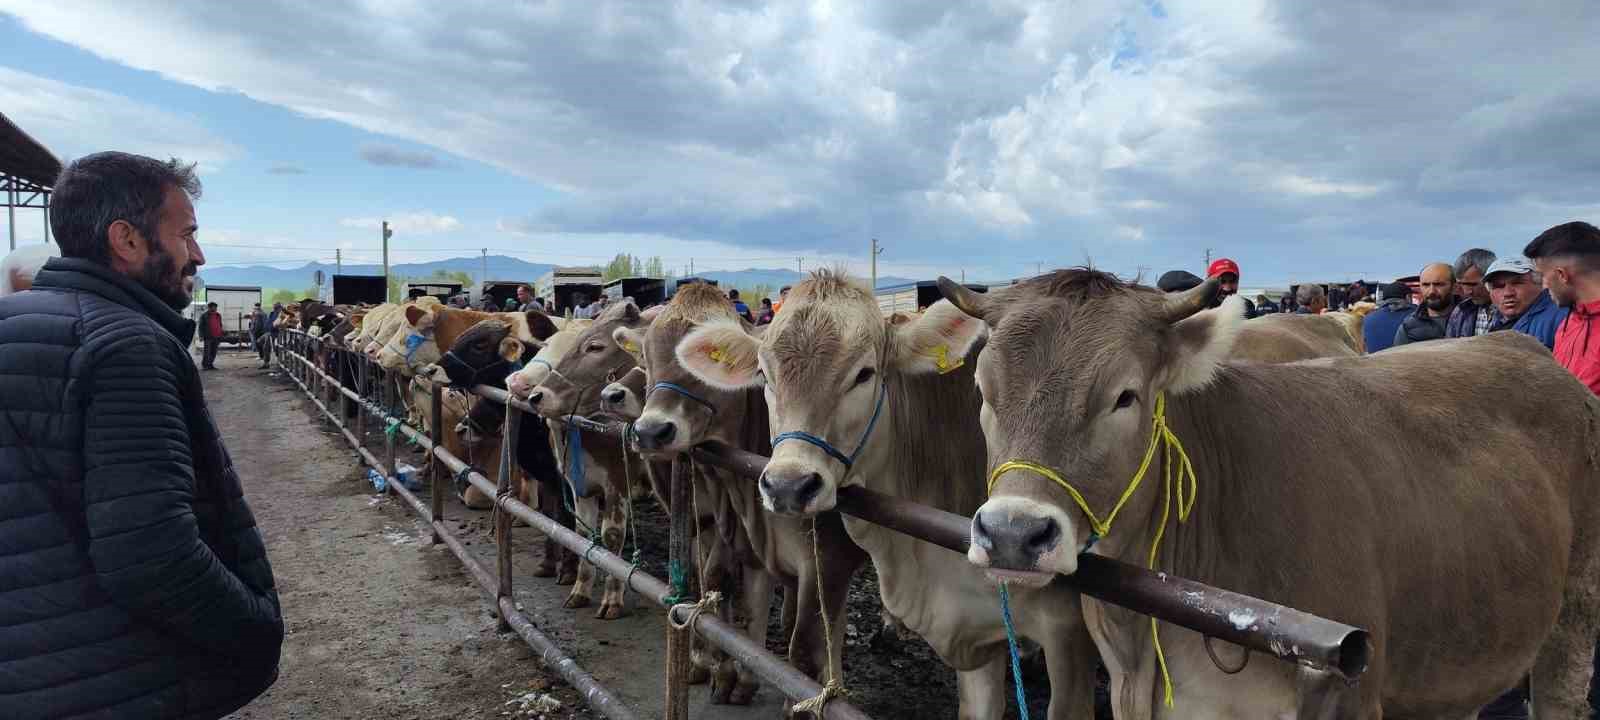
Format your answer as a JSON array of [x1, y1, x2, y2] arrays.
[[213, 345, 1084, 719]]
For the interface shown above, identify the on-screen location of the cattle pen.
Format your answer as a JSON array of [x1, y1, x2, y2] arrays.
[[271, 328, 1370, 719]]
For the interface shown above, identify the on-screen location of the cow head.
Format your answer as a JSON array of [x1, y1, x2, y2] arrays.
[[623, 281, 750, 454], [939, 271, 1242, 584], [506, 320, 592, 399], [438, 318, 543, 390], [601, 366, 648, 420], [676, 270, 984, 516], [528, 301, 650, 419], [378, 304, 441, 374]]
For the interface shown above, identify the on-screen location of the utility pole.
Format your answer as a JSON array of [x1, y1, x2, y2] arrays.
[[689, 258, 695, 277], [336, 248, 342, 274], [381, 220, 393, 300], [480, 248, 488, 289], [870, 238, 883, 290], [960, 269, 966, 284], [1036, 261, 1043, 277], [1204, 248, 1213, 268], [797, 256, 804, 275]]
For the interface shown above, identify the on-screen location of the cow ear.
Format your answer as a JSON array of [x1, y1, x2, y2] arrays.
[[1162, 294, 1247, 394], [888, 299, 986, 375], [641, 305, 665, 324], [523, 310, 559, 341], [405, 305, 426, 326], [498, 337, 526, 364], [613, 327, 645, 362], [675, 322, 761, 390]]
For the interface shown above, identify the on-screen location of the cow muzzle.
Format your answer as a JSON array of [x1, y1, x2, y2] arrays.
[[968, 497, 1074, 586], [631, 413, 682, 453], [758, 460, 835, 516]]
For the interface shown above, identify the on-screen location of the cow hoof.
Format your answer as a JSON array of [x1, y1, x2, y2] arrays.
[[594, 599, 626, 620], [563, 593, 591, 610], [728, 679, 759, 706], [708, 664, 738, 705]]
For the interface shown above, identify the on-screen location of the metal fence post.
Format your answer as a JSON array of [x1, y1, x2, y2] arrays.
[[356, 354, 368, 440], [664, 453, 693, 720], [430, 383, 444, 544], [495, 401, 522, 632], [384, 369, 397, 481]]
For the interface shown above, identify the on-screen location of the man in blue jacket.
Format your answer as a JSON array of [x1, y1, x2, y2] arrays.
[[1363, 281, 1415, 353], [0, 152, 283, 719], [1485, 256, 1568, 350]]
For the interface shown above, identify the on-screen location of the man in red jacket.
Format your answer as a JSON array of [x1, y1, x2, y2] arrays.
[[1524, 221, 1600, 395], [200, 301, 223, 370]]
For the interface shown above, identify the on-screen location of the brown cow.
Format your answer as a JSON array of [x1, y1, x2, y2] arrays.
[[942, 271, 1600, 718], [1231, 312, 1361, 362], [674, 270, 1098, 720], [599, 366, 648, 420], [616, 282, 869, 701]]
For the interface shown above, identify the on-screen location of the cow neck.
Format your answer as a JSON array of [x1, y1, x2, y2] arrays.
[[851, 352, 990, 517]]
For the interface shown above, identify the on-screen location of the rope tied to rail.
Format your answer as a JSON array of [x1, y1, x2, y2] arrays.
[[987, 391, 1198, 709], [790, 516, 849, 720], [667, 590, 722, 634]]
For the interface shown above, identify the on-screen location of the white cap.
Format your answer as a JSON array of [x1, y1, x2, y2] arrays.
[[1484, 256, 1534, 280]]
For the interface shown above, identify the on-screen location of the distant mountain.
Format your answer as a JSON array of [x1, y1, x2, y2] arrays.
[[198, 255, 920, 294], [198, 255, 559, 289]]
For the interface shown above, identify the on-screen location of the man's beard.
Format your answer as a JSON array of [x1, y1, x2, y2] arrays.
[[135, 245, 196, 311], [1424, 295, 1451, 312]]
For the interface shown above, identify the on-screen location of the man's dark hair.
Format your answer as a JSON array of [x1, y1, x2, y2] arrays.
[[728, 288, 741, 300], [1524, 221, 1600, 259], [1156, 270, 1202, 293], [51, 152, 202, 266], [207, 302, 217, 309], [1453, 248, 1496, 279]]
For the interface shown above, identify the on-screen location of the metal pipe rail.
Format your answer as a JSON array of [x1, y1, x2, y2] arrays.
[[275, 331, 873, 720]]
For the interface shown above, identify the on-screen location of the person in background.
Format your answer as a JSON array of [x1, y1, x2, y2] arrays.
[[1206, 258, 1257, 318], [1363, 281, 1416, 353], [516, 284, 534, 310], [479, 294, 498, 312], [729, 288, 754, 323], [1279, 293, 1295, 313], [1255, 293, 1279, 315], [1484, 256, 1567, 350], [503, 295, 520, 311], [200, 300, 223, 370], [1524, 221, 1600, 395], [1157, 269, 1202, 293], [774, 285, 791, 314], [1345, 280, 1369, 308], [1394, 263, 1455, 346], [757, 297, 775, 325], [0, 151, 282, 719], [1294, 283, 1326, 315], [572, 292, 597, 319], [1448, 248, 1499, 337], [249, 302, 270, 369]]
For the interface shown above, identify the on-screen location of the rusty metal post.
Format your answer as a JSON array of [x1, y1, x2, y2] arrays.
[[383, 369, 397, 491], [430, 383, 444, 544], [494, 401, 521, 632], [355, 354, 368, 441], [664, 453, 693, 720]]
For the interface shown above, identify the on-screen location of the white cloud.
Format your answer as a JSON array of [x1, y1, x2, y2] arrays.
[[0, 66, 237, 173], [339, 212, 462, 235], [3, 0, 1595, 282]]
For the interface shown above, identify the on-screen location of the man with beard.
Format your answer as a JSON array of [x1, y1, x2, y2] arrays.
[[1393, 262, 1456, 346], [0, 152, 283, 719], [1206, 257, 1258, 318], [1447, 248, 1499, 337]]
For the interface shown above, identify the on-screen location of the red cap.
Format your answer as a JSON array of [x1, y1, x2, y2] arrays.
[[1207, 258, 1240, 279]]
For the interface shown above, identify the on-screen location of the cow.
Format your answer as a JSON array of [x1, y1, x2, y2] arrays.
[[1230, 312, 1361, 362], [0, 244, 58, 296], [939, 270, 1600, 718], [673, 270, 1099, 720], [615, 280, 868, 700], [600, 366, 648, 420], [525, 302, 654, 621]]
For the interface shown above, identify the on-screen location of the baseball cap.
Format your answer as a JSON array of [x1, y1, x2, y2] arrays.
[[1381, 281, 1411, 301], [1206, 258, 1240, 279], [1483, 256, 1534, 281], [1157, 270, 1203, 292]]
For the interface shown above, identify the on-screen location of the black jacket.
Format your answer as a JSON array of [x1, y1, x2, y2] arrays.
[[1394, 303, 1449, 346], [0, 258, 283, 719]]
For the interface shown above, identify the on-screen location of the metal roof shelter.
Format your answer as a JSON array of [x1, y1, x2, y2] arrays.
[[1, 110, 62, 251]]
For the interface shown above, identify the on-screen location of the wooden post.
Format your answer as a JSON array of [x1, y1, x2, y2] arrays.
[[495, 401, 521, 632], [664, 453, 693, 720], [430, 383, 444, 544]]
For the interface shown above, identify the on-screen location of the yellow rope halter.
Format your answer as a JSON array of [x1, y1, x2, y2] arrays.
[[986, 391, 1197, 708]]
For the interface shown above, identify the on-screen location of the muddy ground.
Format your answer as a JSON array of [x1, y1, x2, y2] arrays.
[[215, 346, 1098, 719]]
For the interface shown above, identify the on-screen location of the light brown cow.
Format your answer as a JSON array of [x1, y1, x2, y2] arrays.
[[1232, 312, 1361, 362], [942, 271, 1600, 718], [616, 282, 869, 701], [600, 366, 648, 420], [675, 270, 1098, 720], [527, 302, 652, 620]]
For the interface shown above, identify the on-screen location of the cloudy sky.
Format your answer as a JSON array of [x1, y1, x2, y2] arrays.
[[2, 1, 1595, 288]]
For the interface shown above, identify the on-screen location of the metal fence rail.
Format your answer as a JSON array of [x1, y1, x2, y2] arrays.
[[274, 329, 873, 720]]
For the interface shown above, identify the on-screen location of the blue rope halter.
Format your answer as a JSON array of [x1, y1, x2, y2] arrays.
[[771, 379, 887, 471], [648, 381, 719, 417]]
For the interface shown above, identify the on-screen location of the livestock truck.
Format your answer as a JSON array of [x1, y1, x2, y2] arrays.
[[204, 285, 263, 345], [535, 267, 604, 315], [332, 274, 387, 306]]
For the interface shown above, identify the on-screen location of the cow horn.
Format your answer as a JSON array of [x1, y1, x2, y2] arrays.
[[937, 276, 988, 319], [1161, 276, 1222, 324]]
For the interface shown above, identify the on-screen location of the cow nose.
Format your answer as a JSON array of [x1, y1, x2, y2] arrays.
[[759, 469, 823, 516], [633, 418, 676, 449], [971, 508, 1060, 571], [602, 388, 625, 405], [528, 389, 545, 407]]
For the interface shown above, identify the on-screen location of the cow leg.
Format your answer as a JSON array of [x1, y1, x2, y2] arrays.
[[780, 585, 798, 641], [955, 657, 1008, 720], [594, 486, 630, 620], [532, 480, 563, 578], [562, 494, 602, 609], [1530, 586, 1600, 718], [726, 566, 774, 706], [1042, 620, 1100, 720], [1294, 665, 1367, 720]]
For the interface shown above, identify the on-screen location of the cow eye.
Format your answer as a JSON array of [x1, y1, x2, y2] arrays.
[[586, 343, 606, 354], [855, 367, 875, 386], [1115, 389, 1137, 410]]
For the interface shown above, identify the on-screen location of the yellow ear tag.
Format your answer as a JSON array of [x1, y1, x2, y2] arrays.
[[929, 344, 964, 374], [708, 346, 730, 365], [622, 340, 640, 354]]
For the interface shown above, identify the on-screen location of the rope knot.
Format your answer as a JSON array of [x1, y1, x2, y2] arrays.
[[789, 679, 847, 719], [667, 591, 722, 633]]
